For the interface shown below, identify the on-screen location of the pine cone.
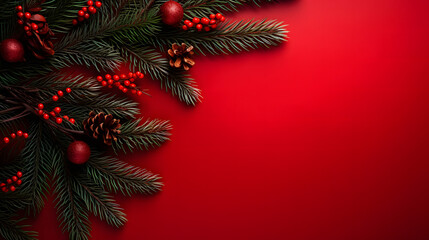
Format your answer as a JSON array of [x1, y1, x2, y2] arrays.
[[168, 43, 195, 71], [83, 111, 121, 145], [25, 13, 55, 59]]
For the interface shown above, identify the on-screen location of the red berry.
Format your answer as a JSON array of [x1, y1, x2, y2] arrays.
[[211, 24, 217, 29], [50, 111, 55, 117], [31, 23, 38, 30], [113, 75, 119, 81], [124, 80, 130, 86], [89, 6, 96, 14], [184, 20, 191, 25], [16, 6, 23, 11], [105, 74, 111, 79], [120, 74, 127, 79], [204, 26, 211, 31], [12, 176, 17, 182], [66, 88, 72, 93], [2, 187, 7, 192], [58, 90, 64, 97], [196, 24, 203, 31], [26, 31, 32, 36], [24, 26, 30, 31], [78, 16, 85, 22], [216, 13, 222, 19], [7, 179, 12, 184], [95, 1, 102, 8], [182, 25, 188, 30], [17, 131, 22, 137], [3, 137, 10, 144], [130, 83, 136, 88], [23, 133, 28, 138], [220, 16, 225, 22], [43, 113, 49, 119], [54, 107, 61, 114], [78, 10, 84, 17], [72, 19, 78, 25], [118, 85, 124, 90], [56, 117, 63, 124], [10, 186, 16, 192], [128, 72, 133, 78], [87, 0, 94, 5], [97, 76, 103, 81], [210, 19, 216, 25], [63, 115, 69, 120], [52, 95, 59, 101], [69, 118, 76, 124], [101, 81, 107, 86], [84, 13, 90, 19], [186, 22, 193, 28], [17, 12, 24, 18], [122, 88, 128, 93], [17, 171, 23, 178], [137, 91, 142, 96], [201, 17, 210, 25], [17, 20, 23, 25], [17, 180, 22, 185], [114, 82, 120, 87], [24, 12, 31, 19], [82, 7, 88, 12], [10, 133, 16, 139], [0, 183, 4, 187], [192, 17, 200, 24], [107, 79, 114, 85], [131, 89, 137, 94], [132, 73, 137, 78], [129, 78, 135, 82], [108, 85, 112, 88], [38, 103, 44, 110], [209, 14, 216, 19]]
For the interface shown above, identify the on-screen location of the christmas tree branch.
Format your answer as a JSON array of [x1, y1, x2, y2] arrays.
[[0, 217, 38, 240]]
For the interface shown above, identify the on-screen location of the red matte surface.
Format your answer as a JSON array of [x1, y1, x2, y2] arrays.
[[32, 0, 429, 239]]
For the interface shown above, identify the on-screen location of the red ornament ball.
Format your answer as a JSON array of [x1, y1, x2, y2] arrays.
[[0, 39, 24, 63], [160, 0, 183, 26], [67, 141, 91, 165]]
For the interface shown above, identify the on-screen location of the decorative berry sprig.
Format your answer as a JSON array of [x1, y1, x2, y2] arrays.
[[0, 171, 23, 193], [72, 0, 102, 26], [97, 71, 146, 96], [15, 5, 44, 37], [35, 88, 75, 125], [2, 130, 29, 147], [182, 13, 225, 32]]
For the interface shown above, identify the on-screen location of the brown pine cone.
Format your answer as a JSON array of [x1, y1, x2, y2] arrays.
[[168, 43, 195, 71], [83, 111, 121, 146]]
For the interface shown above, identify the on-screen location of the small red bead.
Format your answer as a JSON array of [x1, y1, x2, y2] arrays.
[[196, 24, 203, 31], [23, 133, 28, 138], [211, 24, 217, 29], [118, 85, 124, 90], [193, 17, 200, 24], [7, 179, 12, 184], [95, 1, 102, 8], [131, 89, 137, 94], [88, 6, 96, 14], [105, 74, 111, 79], [50, 111, 56, 117], [17, 171, 23, 178], [66, 88, 72, 93], [128, 72, 133, 78], [122, 88, 128, 93], [97, 76, 103, 81], [135, 71, 141, 77], [132, 73, 137, 78], [17, 179, 22, 185], [0, 183, 4, 187], [78, 10, 85, 16], [107, 79, 114, 85], [12, 176, 18, 182], [82, 7, 88, 12], [182, 25, 188, 30], [113, 75, 119, 81], [120, 74, 127, 79], [220, 16, 225, 22], [186, 22, 193, 28], [2, 187, 7, 192], [52, 95, 59, 101], [31, 23, 38, 30], [26, 31, 32, 36], [78, 16, 84, 22], [54, 107, 61, 114], [55, 118, 63, 124], [24, 26, 30, 31], [17, 131, 22, 137], [137, 91, 143, 96], [101, 81, 107, 86], [38, 103, 44, 110], [17, 12, 24, 18], [10, 133, 16, 139], [43, 114, 49, 120], [72, 19, 78, 25], [84, 13, 90, 19], [124, 80, 130, 86], [184, 20, 191, 25], [129, 78, 135, 83], [69, 118, 76, 124], [17, 20, 23, 25], [204, 26, 211, 31], [38, 109, 43, 115], [130, 83, 136, 88], [201, 17, 210, 25], [3, 137, 10, 143], [24, 12, 31, 19], [210, 19, 216, 25], [209, 14, 216, 19], [216, 13, 222, 19], [10, 186, 16, 192], [63, 115, 69, 120], [139, 73, 144, 79], [114, 82, 120, 87], [87, 0, 94, 6], [58, 90, 64, 97], [16, 6, 23, 11]]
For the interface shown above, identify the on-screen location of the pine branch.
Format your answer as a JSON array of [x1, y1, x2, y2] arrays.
[[113, 118, 171, 154], [0, 217, 38, 240], [87, 155, 162, 196]]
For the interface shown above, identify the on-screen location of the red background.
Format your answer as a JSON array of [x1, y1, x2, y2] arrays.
[[33, 0, 429, 239]]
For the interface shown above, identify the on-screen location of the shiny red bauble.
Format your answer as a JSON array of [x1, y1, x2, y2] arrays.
[[67, 141, 91, 165], [0, 39, 24, 63], [160, 0, 183, 26]]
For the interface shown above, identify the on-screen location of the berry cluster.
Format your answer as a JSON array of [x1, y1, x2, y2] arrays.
[[97, 72, 145, 96], [2, 130, 29, 145], [35, 88, 75, 125], [72, 0, 102, 26], [15, 5, 41, 37], [1, 171, 23, 193], [182, 13, 225, 32]]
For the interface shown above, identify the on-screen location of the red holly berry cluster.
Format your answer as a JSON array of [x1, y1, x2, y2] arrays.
[[182, 13, 225, 32], [1, 171, 23, 193], [72, 0, 102, 26], [97, 72, 145, 96], [35, 88, 75, 125], [2, 130, 29, 145], [15, 5, 40, 37]]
